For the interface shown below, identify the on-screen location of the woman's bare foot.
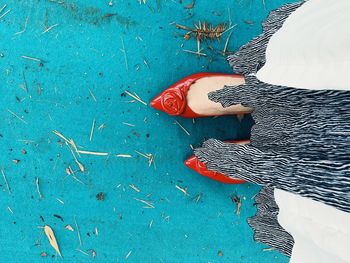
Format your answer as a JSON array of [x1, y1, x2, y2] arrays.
[[186, 76, 252, 115]]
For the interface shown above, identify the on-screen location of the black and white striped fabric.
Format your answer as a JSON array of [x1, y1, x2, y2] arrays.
[[195, 1, 350, 256]]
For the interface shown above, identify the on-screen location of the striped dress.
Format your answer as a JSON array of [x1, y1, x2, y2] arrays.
[[195, 1, 350, 257]]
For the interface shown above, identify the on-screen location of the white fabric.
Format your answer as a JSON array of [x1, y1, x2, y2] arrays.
[[257, 0, 350, 261], [275, 189, 350, 263], [256, 0, 350, 91]]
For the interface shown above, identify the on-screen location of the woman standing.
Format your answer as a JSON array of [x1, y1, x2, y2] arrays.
[[151, 0, 350, 262]]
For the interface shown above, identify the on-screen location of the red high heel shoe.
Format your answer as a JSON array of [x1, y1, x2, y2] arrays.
[[184, 140, 249, 184], [150, 73, 245, 118]]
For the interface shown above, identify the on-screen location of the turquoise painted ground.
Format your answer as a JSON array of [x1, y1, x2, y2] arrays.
[[0, 0, 297, 262]]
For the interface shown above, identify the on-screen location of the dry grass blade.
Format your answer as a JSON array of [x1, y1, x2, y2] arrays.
[[174, 120, 190, 136], [124, 91, 147, 106], [77, 150, 108, 156], [116, 154, 132, 158], [89, 118, 95, 142], [1, 169, 11, 194], [44, 225, 62, 257], [36, 177, 43, 199], [176, 185, 189, 196], [134, 198, 154, 208]]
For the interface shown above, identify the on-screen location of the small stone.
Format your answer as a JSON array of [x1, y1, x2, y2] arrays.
[[96, 192, 105, 201]]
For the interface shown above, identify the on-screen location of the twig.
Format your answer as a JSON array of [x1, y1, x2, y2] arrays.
[[1, 169, 11, 194], [174, 120, 190, 136], [7, 109, 28, 124], [0, 4, 7, 14], [120, 37, 128, 71], [21, 55, 42, 62], [129, 184, 140, 192], [77, 150, 108, 156], [67, 144, 85, 172], [193, 193, 202, 203], [14, 16, 29, 35], [134, 198, 154, 208], [182, 49, 207, 57], [88, 88, 97, 102], [76, 249, 89, 256], [116, 154, 132, 158], [42, 23, 59, 34], [176, 185, 189, 196], [125, 250, 132, 260], [223, 31, 233, 55], [0, 9, 10, 20], [56, 198, 64, 204], [89, 118, 95, 142], [124, 91, 147, 106], [36, 177, 43, 199], [122, 122, 135, 127], [22, 70, 28, 93], [134, 150, 154, 167], [74, 216, 82, 247]]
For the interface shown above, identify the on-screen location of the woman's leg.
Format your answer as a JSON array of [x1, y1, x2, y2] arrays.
[[186, 76, 252, 115]]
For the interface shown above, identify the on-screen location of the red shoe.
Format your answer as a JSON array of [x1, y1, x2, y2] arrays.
[[184, 140, 249, 184], [150, 73, 245, 118]]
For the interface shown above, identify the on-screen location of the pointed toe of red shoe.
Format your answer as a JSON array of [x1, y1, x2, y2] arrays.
[[184, 155, 245, 184], [150, 95, 164, 112], [184, 155, 197, 170]]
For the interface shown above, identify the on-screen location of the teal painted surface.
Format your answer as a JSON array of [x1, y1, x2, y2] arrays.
[[0, 0, 297, 262]]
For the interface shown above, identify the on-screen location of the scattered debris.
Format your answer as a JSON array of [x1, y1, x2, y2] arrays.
[[36, 177, 43, 199], [176, 21, 232, 56], [42, 23, 59, 34], [89, 118, 96, 142], [116, 154, 132, 158], [53, 214, 64, 222], [134, 198, 154, 209], [0, 4, 10, 20], [176, 185, 189, 196], [231, 195, 242, 216], [74, 216, 82, 247], [125, 250, 132, 260], [44, 225, 62, 257], [174, 120, 190, 136], [65, 225, 74, 231], [77, 150, 109, 156], [88, 249, 97, 258], [135, 150, 154, 167], [124, 90, 147, 106], [193, 193, 202, 203], [7, 109, 27, 124], [120, 37, 128, 71], [88, 88, 97, 102], [56, 198, 64, 204], [76, 249, 89, 256], [122, 122, 136, 127], [263, 247, 275, 252], [96, 192, 105, 201], [129, 184, 140, 193], [1, 169, 11, 194], [21, 55, 42, 63]]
